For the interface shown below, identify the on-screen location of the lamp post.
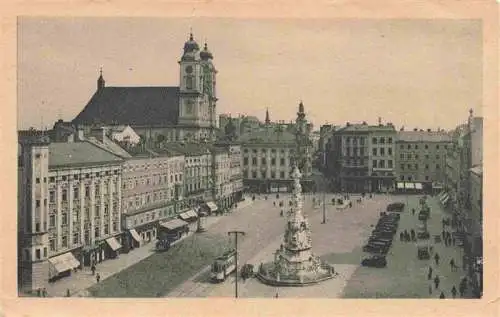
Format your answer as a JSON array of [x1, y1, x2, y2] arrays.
[[228, 230, 245, 298]]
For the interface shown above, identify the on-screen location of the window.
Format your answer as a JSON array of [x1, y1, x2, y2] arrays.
[[49, 215, 56, 228], [243, 157, 248, 165], [425, 144, 428, 149], [425, 164, 429, 170], [49, 191, 55, 203], [400, 175, 404, 180], [36, 200, 40, 208], [271, 172, 276, 179], [399, 153, 404, 160], [372, 148, 377, 156], [380, 148, 385, 156], [261, 171, 266, 178], [388, 148, 392, 155], [104, 224, 109, 235], [372, 160, 377, 168], [49, 177, 55, 183], [94, 227, 100, 238], [388, 160, 393, 168], [400, 144, 404, 149], [407, 144, 411, 149], [271, 158, 276, 166], [62, 176, 67, 181], [407, 164, 411, 169], [49, 239, 56, 251], [280, 158, 285, 165], [414, 164, 419, 169], [408, 176, 413, 181], [436, 155, 440, 159], [62, 189, 67, 202], [252, 157, 257, 165], [415, 145, 419, 149], [408, 154, 412, 160], [379, 160, 385, 168], [36, 249, 41, 260], [62, 213, 67, 225], [62, 236, 68, 248], [436, 145, 440, 149], [436, 164, 440, 169], [113, 222, 118, 232], [444, 145, 448, 149], [280, 171, 285, 178], [252, 171, 257, 178], [425, 176, 430, 181], [95, 206, 100, 217], [261, 158, 266, 165], [380, 137, 385, 144], [73, 188, 79, 199], [36, 178, 40, 184], [425, 154, 429, 160], [73, 233, 79, 245], [388, 138, 392, 144], [415, 154, 419, 159]]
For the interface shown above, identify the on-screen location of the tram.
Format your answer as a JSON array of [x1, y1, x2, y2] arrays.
[[210, 249, 237, 282]]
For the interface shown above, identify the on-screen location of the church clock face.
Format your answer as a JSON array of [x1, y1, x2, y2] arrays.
[[185, 65, 193, 74]]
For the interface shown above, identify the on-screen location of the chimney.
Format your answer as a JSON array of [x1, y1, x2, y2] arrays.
[[413, 128, 418, 132], [427, 128, 431, 132]]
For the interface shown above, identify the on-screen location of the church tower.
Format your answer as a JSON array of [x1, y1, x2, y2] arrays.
[[178, 32, 217, 141]]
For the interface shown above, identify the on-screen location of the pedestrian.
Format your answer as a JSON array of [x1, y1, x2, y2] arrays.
[[428, 284, 433, 295], [451, 286, 457, 298], [91, 264, 96, 275], [66, 289, 71, 297], [275, 292, 279, 298], [400, 232, 404, 242], [452, 236, 456, 246], [434, 275, 440, 289], [459, 284, 465, 297], [273, 201, 276, 207], [434, 252, 440, 266], [96, 273, 101, 283], [37, 288, 41, 297], [430, 245, 434, 254], [42, 288, 47, 297], [450, 258, 455, 271], [428, 266, 433, 279], [442, 230, 446, 240], [412, 208, 415, 216], [439, 291, 445, 299]]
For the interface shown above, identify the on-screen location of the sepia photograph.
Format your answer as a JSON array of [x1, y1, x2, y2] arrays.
[[12, 10, 493, 309]]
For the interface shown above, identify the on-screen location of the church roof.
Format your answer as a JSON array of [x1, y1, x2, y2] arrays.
[[72, 86, 180, 126]]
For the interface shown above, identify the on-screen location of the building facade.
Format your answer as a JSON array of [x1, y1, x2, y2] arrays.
[[395, 130, 452, 191], [120, 149, 184, 250], [328, 122, 396, 193], [72, 33, 218, 143], [18, 139, 124, 292]]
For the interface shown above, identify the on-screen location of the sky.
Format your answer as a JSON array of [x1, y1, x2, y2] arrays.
[[18, 18, 482, 131]]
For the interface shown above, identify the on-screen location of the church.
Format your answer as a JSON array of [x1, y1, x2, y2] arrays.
[[72, 33, 218, 143]]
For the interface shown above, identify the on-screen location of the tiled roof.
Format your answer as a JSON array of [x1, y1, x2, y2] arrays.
[[49, 141, 123, 168], [336, 124, 396, 133], [239, 128, 296, 144], [161, 143, 212, 156], [86, 137, 132, 159], [397, 131, 452, 143], [72, 87, 180, 126]]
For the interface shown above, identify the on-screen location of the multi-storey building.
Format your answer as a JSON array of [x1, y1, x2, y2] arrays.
[[328, 121, 396, 193], [212, 143, 243, 210], [162, 143, 213, 210], [395, 129, 452, 192], [18, 138, 123, 292], [120, 148, 184, 250]]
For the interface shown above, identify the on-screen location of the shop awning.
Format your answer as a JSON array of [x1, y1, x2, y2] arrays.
[[160, 219, 189, 231], [206, 201, 218, 212], [397, 182, 405, 189], [106, 237, 122, 251], [179, 209, 198, 221], [48, 252, 80, 275], [415, 183, 423, 190], [404, 182, 415, 189], [441, 195, 450, 205], [129, 229, 142, 242]]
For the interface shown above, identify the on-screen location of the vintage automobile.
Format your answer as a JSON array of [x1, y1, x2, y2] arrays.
[[418, 245, 431, 260], [361, 255, 387, 268], [386, 202, 405, 212], [155, 239, 171, 252], [241, 264, 254, 279]]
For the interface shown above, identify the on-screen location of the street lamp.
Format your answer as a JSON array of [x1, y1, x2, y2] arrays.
[[228, 230, 245, 298]]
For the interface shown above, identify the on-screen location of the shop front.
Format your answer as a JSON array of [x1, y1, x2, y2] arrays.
[[48, 251, 80, 281], [104, 236, 122, 259], [159, 218, 189, 242]]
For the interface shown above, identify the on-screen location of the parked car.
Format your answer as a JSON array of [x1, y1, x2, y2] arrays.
[[361, 255, 387, 268]]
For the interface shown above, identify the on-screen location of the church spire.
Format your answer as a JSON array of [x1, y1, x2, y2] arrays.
[[265, 108, 270, 124], [97, 67, 105, 91]]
